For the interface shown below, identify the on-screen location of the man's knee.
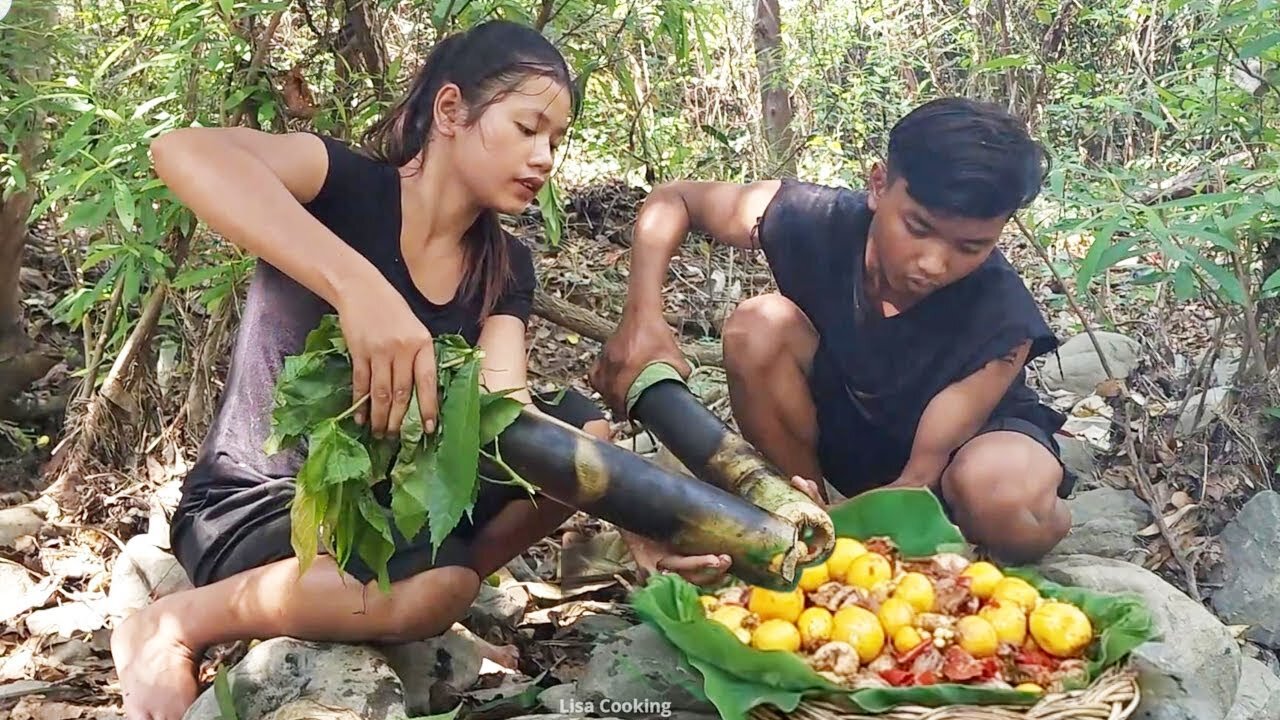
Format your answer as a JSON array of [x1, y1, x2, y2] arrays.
[[380, 566, 480, 643], [723, 293, 815, 371], [942, 433, 1070, 560]]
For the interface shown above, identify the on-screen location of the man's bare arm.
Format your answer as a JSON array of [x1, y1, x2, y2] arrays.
[[891, 340, 1033, 488]]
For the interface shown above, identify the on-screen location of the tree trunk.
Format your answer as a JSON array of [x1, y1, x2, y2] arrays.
[[752, 0, 797, 177], [0, 0, 58, 411]]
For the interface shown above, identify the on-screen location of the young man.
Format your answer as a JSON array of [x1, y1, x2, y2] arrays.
[[593, 97, 1073, 580]]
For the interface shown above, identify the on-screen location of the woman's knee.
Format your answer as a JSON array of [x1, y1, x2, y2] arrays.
[[379, 565, 481, 643], [723, 293, 816, 372]]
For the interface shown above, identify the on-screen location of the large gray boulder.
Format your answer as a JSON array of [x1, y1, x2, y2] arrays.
[[1053, 488, 1150, 560], [1036, 554, 1240, 720], [1041, 331, 1141, 396], [183, 639, 405, 720], [577, 624, 716, 718], [1226, 657, 1280, 720], [1212, 490, 1280, 650]]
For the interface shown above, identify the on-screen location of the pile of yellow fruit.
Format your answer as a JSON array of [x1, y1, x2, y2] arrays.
[[700, 537, 1094, 693]]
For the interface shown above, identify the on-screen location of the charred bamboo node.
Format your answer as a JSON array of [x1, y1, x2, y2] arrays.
[[626, 362, 836, 568]]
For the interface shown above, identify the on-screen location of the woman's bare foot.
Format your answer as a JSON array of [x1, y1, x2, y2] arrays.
[[111, 597, 201, 720]]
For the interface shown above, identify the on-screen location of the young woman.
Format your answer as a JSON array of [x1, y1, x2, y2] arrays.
[[595, 98, 1073, 575], [111, 21, 608, 720]]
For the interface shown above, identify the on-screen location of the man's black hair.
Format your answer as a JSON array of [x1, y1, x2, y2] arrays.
[[885, 97, 1049, 219]]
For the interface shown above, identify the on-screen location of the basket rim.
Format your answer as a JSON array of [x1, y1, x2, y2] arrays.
[[748, 662, 1141, 720]]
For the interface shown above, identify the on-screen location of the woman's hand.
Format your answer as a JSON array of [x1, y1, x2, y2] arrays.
[[621, 530, 732, 587], [337, 286, 438, 438]]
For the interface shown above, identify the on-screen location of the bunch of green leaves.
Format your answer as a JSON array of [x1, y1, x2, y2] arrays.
[[265, 315, 533, 591]]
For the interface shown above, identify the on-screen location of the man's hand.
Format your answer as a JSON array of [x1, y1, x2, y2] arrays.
[[590, 309, 691, 417], [788, 475, 825, 506], [621, 530, 730, 587]]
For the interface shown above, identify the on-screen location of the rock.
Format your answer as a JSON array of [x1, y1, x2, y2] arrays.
[[578, 624, 715, 718], [1196, 347, 1242, 386], [1226, 657, 1280, 720], [1036, 554, 1239, 720], [1058, 435, 1098, 487], [538, 683, 578, 713], [1052, 488, 1150, 560], [1176, 386, 1232, 435], [1212, 490, 1280, 650], [107, 535, 193, 617], [1041, 331, 1141, 396], [0, 505, 45, 549], [382, 625, 484, 716], [467, 582, 527, 633], [1244, 642, 1280, 677], [183, 639, 405, 720]]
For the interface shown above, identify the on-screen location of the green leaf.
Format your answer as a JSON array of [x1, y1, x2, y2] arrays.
[[1262, 268, 1280, 294], [479, 395, 524, 445], [1238, 32, 1280, 58], [289, 482, 326, 576], [113, 178, 136, 231], [356, 487, 395, 593], [1190, 252, 1246, 305], [428, 357, 481, 552], [537, 179, 564, 247], [1173, 263, 1198, 300], [1264, 407, 1280, 420], [390, 438, 436, 540], [214, 665, 239, 720], [295, 419, 371, 491]]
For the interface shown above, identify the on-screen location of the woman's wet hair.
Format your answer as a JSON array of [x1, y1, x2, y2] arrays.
[[885, 97, 1049, 220], [363, 20, 580, 318]]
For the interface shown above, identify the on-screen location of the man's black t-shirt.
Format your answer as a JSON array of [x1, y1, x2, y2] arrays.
[[754, 179, 1066, 494]]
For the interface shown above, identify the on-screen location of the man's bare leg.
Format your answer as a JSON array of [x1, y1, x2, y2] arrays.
[[112, 557, 479, 720], [941, 431, 1071, 565], [722, 293, 825, 489]]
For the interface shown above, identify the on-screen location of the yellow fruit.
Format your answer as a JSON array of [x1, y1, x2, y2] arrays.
[[825, 538, 867, 578], [893, 572, 936, 613], [877, 597, 916, 637], [845, 552, 893, 590], [961, 561, 1003, 599], [699, 595, 718, 613], [893, 625, 925, 654], [749, 587, 805, 624], [991, 577, 1040, 612], [955, 615, 999, 658], [799, 563, 831, 591], [734, 628, 752, 643], [979, 603, 1028, 646], [752, 619, 802, 652], [711, 605, 752, 631], [798, 607, 834, 647], [1029, 601, 1093, 658], [1015, 683, 1044, 694], [832, 606, 886, 663]]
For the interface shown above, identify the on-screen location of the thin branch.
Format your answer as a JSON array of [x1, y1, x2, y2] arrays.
[[1013, 216, 1117, 380]]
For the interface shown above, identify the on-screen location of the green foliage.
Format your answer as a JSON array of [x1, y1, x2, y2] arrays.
[[266, 316, 530, 591]]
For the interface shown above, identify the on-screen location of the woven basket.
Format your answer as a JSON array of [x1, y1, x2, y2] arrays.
[[747, 665, 1140, 720]]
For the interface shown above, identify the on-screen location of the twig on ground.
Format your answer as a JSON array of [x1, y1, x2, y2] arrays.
[[1121, 402, 1201, 601]]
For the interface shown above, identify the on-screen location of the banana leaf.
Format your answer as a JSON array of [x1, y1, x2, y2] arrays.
[[630, 488, 1158, 720]]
